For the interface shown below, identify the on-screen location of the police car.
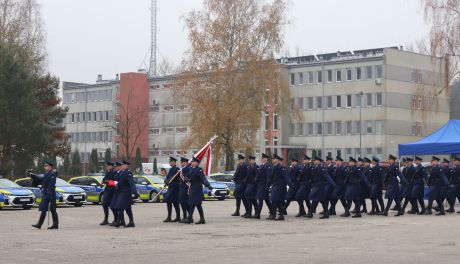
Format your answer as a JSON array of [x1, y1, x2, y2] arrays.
[[133, 175, 167, 203], [210, 172, 235, 196], [0, 177, 35, 209], [16, 177, 86, 207], [204, 178, 230, 200], [68, 176, 106, 204]]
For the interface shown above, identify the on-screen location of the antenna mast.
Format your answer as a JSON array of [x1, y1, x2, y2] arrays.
[[148, 0, 157, 77]]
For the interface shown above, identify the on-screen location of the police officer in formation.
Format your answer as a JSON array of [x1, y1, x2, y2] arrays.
[[329, 156, 347, 215], [368, 157, 384, 215], [100, 161, 117, 225], [163, 157, 181, 223], [232, 154, 248, 216], [185, 157, 212, 224], [243, 155, 258, 218], [447, 157, 460, 213], [306, 157, 335, 219], [282, 157, 299, 215], [295, 155, 312, 217], [254, 153, 272, 219], [31, 161, 59, 229], [267, 154, 293, 221], [110, 160, 138, 227], [178, 157, 191, 222]]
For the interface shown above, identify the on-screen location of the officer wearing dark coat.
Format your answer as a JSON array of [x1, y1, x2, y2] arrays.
[[368, 157, 385, 215], [185, 157, 212, 224], [440, 159, 452, 212], [163, 157, 181, 223], [378, 155, 403, 216], [267, 154, 293, 221], [232, 154, 248, 216], [100, 161, 117, 225], [305, 157, 335, 219], [396, 157, 415, 216], [282, 157, 300, 215], [243, 155, 258, 218], [31, 161, 59, 229], [112, 160, 138, 227], [296, 155, 312, 217], [425, 156, 448, 215], [410, 156, 427, 214], [359, 157, 372, 213], [322, 156, 335, 215], [329, 156, 347, 215], [109, 161, 122, 226], [254, 153, 272, 219], [342, 157, 369, 218], [448, 156, 460, 213], [178, 157, 191, 222]]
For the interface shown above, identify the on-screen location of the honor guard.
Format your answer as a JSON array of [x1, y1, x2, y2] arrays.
[[368, 157, 385, 215], [322, 156, 335, 216], [425, 156, 448, 215], [112, 160, 138, 227], [439, 159, 451, 212], [295, 155, 313, 217], [232, 154, 248, 216], [267, 154, 293, 221], [306, 157, 335, 219], [100, 161, 117, 225], [283, 157, 300, 215], [410, 156, 427, 214], [254, 153, 272, 219], [342, 157, 369, 218], [109, 161, 122, 226], [163, 157, 181, 223], [359, 157, 372, 214], [329, 156, 347, 215], [243, 155, 259, 218], [31, 161, 59, 229], [396, 157, 415, 216], [178, 157, 191, 222], [378, 155, 403, 216], [447, 156, 460, 213], [185, 157, 212, 224]]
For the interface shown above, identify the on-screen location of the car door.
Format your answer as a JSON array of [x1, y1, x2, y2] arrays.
[[16, 179, 42, 201], [134, 177, 150, 199]]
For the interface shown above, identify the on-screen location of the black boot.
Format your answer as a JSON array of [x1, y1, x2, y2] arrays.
[[328, 209, 336, 216], [100, 220, 109, 225], [195, 218, 206, 224], [295, 210, 307, 217], [319, 212, 329, 219], [184, 216, 193, 224], [266, 214, 276, 220], [377, 210, 388, 216], [163, 217, 172, 223], [395, 210, 404, 217], [32, 212, 46, 229], [352, 212, 362, 218], [172, 216, 181, 222], [340, 209, 350, 217], [231, 211, 240, 216], [125, 222, 135, 227], [303, 212, 314, 219], [275, 214, 285, 221]]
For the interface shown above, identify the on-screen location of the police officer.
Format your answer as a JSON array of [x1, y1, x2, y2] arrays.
[[322, 156, 335, 215], [305, 157, 335, 219], [396, 157, 415, 216], [185, 157, 212, 224], [329, 156, 347, 215], [378, 155, 402, 216], [282, 157, 300, 215], [295, 155, 312, 217], [163, 157, 181, 222], [368, 157, 384, 215], [253, 153, 272, 219], [448, 156, 460, 213], [109, 161, 122, 226], [342, 157, 368, 218], [232, 154, 248, 217], [100, 161, 117, 225], [243, 155, 258, 218], [112, 160, 138, 227], [439, 158, 452, 212], [410, 156, 427, 214], [31, 161, 59, 229], [178, 157, 191, 222], [267, 154, 293, 221], [360, 157, 372, 213], [425, 156, 448, 215]]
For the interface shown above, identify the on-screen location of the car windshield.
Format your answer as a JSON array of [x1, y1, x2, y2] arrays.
[[56, 178, 72, 187], [0, 179, 21, 188], [145, 176, 165, 184], [93, 176, 104, 183], [207, 178, 216, 182]]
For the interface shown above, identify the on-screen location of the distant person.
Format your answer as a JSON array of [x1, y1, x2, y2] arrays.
[[243, 155, 258, 218], [31, 161, 59, 229], [160, 168, 167, 176]]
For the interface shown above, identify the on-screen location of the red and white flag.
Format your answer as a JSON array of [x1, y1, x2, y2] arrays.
[[193, 135, 216, 176]]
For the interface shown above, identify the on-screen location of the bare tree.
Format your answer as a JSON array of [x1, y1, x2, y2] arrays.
[[157, 57, 176, 76], [176, 0, 290, 170]]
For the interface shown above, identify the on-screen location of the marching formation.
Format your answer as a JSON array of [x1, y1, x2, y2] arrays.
[[230, 153, 460, 220]]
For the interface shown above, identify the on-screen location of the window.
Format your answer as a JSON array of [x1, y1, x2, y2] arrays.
[[164, 105, 174, 111], [105, 111, 109, 121], [346, 95, 352, 108], [162, 127, 174, 134], [376, 148, 382, 160], [290, 123, 295, 136], [336, 149, 342, 158], [149, 128, 160, 134], [418, 97, 423, 110], [412, 122, 422, 136], [317, 71, 323, 83], [347, 69, 352, 81], [87, 112, 92, 122], [366, 66, 372, 79], [307, 97, 313, 110], [375, 120, 383, 134], [308, 72, 314, 84], [99, 111, 103, 121], [366, 120, 374, 134], [412, 69, 423, 83], [82, 112, 86, 122], [307, 123, 313, 136], [376, 65, 382, 78], [356, 67, 362, 80], [326, 122, 333, 135], [93, 112, 97, 121], [76, 113, 80, 122], [326, 96, 332, 108], [356, 93, 363, 107], [336, 96, 342, 108], [177, 104, 189, 111], [346, 121, 352, 134], [71, 113, 75, 123], [336, 69, 342, 82], [298, 98, 304, 109], [264, 114, 269, 130], [366, 93, 373, 106], [376, 93, 383, 106], [176, 127, 188, 133], [317, 97, 323, 109], [355, 148, 361, 157], [298, 73, 304, 85], [335, 122, 342, 135], [366, 148, 373, 158], [346, 148, 352, 159], [356, 121, 362, 134], [327, 70, 333, 82], [290, 73, 295, 86], [273, 113, 278, 130], [317, 123, 323, 135], [298, 123, 304, 136]]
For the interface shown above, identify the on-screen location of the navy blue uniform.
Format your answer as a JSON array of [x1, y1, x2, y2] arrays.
[[269, 163, 292, 219], [102, 169, 117, 207], [344, 165, 364, 201], [307, 164, 335, 217], [178, 165, 192, 220], [361, 166, 371, 199], [112, 169, 137, 210], [323, 164, 335, 206], [188, 166, 211, 205], [426, 165, 448, 213], [410, 164, 427, 213], [31, 171, 59, 228], [285, 164, 300, 201], [163, 165, 180, 203], [447, 165, 460, 211], [233, 163, 248, 199], [244, 163, 259, 200], [384, 163, 401, 201], [329, 165, 347, 213], [369, 164, 385, 213], [255, 162, 272, 217], [295, 163, 313, 201]]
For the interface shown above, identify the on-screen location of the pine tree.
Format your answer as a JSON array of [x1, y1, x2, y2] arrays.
[[153, 158, 158, 174], [135, 147, 142, 173], [70, 149, 82, 176], [88, 149, 98, 173], [104, 148, 112, 162]]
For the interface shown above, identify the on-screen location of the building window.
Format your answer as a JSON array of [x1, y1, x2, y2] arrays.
[[376, 93, 383, 106], [298, 73, 304, 85], [76, 113, 80, 122], [176, 127, 188, 133], [346, 148, 352, 159], [105, 111, 109, 121], [346, 69, 352, 81], [336, 149, 342, 158], [177, 104, 189, 111], [290, 123, 295, 136], [164, 105, 174, 111], [366, 93, 373, 106], [375, 120, 383, 134], [162, 127, 174, 134], [326, 122, 333, 135], [376, 148, 382, 160], [356, 94, 362, 107], [336, 95, 342, 108], [298, 98, 304, 109], [317, 71, 323, 83], [308, 72, 314, 84], [264, 114, 269, 130], [290, 73, 295, 86], [366, 148, 373, 158], [346, 121, 352, 134], [412, 69, 423, 83], [376, 65, 382, 78], [356, 121, 362, 134], [335, 122, 342, 135], [326, 96, 332, 108], [317, 97, 323, 109], [366, 66, 372, 80], [327, 70, 333, 82], [317, 123, 323, 135], [355, 148, 361, 157], [307, 97, 313, 110], [412, 122, 422, 136], [366, 120, 374, 134], [336, 69, 342, 82], [71, 113, 75, 123], [356, 67, 362, 80], [273, 113, 278, 130], [298, 123, 304, 136], [307, 123, 313, 136], [93, 112, 97, 121], [346, 95, 352, 108]]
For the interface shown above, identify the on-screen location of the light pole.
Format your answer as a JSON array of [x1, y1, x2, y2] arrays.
[[359, 91, 363, 157], [321, 60, 325, 158]]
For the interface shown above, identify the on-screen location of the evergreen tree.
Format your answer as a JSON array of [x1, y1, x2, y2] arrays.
[[88, 149, 98, 173], [62, 155, 71, 177], [70, 149, 82, 176], [104, 148, 112, 162], [153, 158, 158, 174], [135, 147, 142, 173]]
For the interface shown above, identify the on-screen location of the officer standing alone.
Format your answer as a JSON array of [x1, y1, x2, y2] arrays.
[[31, 161, 59, 229]]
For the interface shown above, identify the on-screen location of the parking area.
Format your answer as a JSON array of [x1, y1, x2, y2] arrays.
[[1, 200, 460, 264]]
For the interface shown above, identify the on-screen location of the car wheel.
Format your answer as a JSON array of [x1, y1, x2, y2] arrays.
[[22, 205, 33, 210], [74, 203, 83, 207], [150, 191, 159, 203]]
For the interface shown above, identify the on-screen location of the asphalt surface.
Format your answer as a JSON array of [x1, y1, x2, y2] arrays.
[[1, 200, 460, 264]]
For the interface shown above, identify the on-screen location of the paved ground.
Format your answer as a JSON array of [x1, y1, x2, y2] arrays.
[[1, 200, 460, 264]]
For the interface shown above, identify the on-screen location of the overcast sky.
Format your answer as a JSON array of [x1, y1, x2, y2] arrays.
[[39, 0, 429, 84]]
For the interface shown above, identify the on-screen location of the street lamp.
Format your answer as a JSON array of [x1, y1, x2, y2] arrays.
[[359, 91, 363, 157]]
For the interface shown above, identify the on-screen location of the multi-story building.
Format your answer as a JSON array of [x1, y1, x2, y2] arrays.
[[281, 47, 449, 160]]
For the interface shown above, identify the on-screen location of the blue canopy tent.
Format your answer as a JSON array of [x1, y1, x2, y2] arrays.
[[398, 120, 460, 156]]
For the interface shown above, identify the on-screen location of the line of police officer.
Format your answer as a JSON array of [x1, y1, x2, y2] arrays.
[[232, 153, 460, 220]]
